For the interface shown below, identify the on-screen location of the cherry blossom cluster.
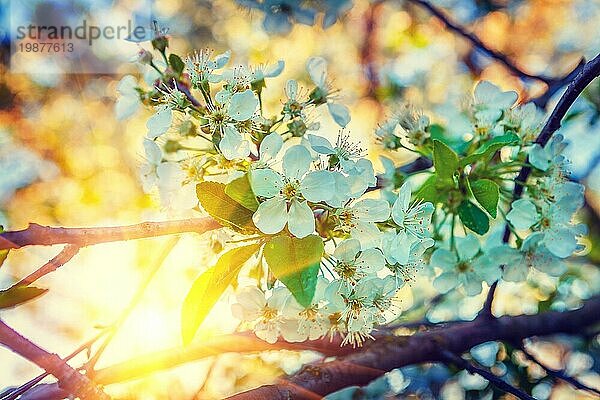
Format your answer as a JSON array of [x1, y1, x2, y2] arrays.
[[117, 45, 587, 346]]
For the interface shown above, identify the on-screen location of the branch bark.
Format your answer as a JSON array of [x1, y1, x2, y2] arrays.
[[16, 333, 354, 400], [10, 245, 80, 288], [0, 319, 109, 400], [0, 218, 220, 250], [441, 350, 535, 400], [503, 52, 600, 242], [225, 296, 600, 400]]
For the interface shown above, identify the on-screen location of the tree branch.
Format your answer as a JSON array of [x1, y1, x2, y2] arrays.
[[407, 0, 551, 84], [16, 333, 354, 400], [0, 218, 220, 250], [518, 342, 600, 396], [10, 245, 80, 288], [503, 52, 600, 243], [440, 349, 535, 400], [224, 296, 600, 399], [0, 319, 109, 400]]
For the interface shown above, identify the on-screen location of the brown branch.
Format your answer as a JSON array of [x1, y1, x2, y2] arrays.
[[407, 0, 552, 84], [0, 319, 109, 400], [518, 342, 600, 396], [225, 296, 600, 399], [440, 349, 535, 400], [10, 245, 80, 288], [503, 52, 600, 243], [0, 218, 221, 250], [16, 333, 354, 400]]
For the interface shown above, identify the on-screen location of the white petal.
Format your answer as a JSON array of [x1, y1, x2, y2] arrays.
[[306, 134, 335, 154], [433, 272, 459, 293], [259, 133, 283, 161], [264, 60, 285, 77], [213, 50, 231, 69], [283, 145, 312, 179], [220, 125, 250, 160], [287, 199, 315, 238], [146, 107, 172, 138], [306, 56, 327, 88], [143, 139, 162, 165], [327, 103, 351, 127], [285, 79, 298, 99], [252, 197, 288, 235], [300, 170, 334, 202], [506, 199, 539, 230], [353, 199, 391, 222], [455, 235, 480, 261], [333, 239, 360, 262], [115, 95, 140, 120], [249, 169, 284, 198], [228, 89, 258, 121], [430, 248, 457, 271], [356, 248, 385, 273], [350, 221, 382, 250]]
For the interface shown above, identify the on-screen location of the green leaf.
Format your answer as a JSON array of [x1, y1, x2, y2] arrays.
[[0, 286, 47, 309], [460, 133, 519, 166], [197, 181, 258, 233], [225, 174, 259, 212], [181, 243, 261, 345], [470, 179, 499, 218], [0, 226, 8, 269], [263, 235, 324, 307], [168, 54, 185, 74], [433, 139, 459, 183], [458, 200, 490, 235], [414, 175, 439, 203]]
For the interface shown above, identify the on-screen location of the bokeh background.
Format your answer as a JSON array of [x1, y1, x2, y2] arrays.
[[1, 0, 600, 398]]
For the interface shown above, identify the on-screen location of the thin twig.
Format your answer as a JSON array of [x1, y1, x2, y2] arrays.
[[440, 349, 535, 400], [0, 319, 110, 400], [84, 236, 180, 372], [1, 330, 109, 400], [10, 245, 80, 288], [0, 217, 220, 250], [407, 0, 552, 84], [518, 342, 600, 396]]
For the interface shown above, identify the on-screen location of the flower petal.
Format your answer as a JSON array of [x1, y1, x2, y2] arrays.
[[506, 199, 539, 230], [306, 56, 327, 88], [300, 170, 334, 202], [283, 145, 312, 179], [228, 89, 258, 121], [327, 103, 350, 127], [146, 107, 172, 138], [249, 169, 284, 198], [333, 239, 361, 262], [287, 199, 315, 238], [253, 197, 288, 235], [259, 133, 283, 161]]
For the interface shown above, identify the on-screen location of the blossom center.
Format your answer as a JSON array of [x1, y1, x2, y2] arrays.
[[281, 181, 299, 200]]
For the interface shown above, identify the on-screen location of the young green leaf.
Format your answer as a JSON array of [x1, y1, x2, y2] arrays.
[[0, 286, 48, 309], [263, 235, 324, 307], [181, 243, 261, 345], [460, 133, 519, 166], [458, 200, 490, 235], [470, 179, 500, 218], [197, 181, 258, 233], [433, 139, 459, 184], [414, 175, 439, 203], [225, 174, 259, 212], [168, 54, 185, 75]]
